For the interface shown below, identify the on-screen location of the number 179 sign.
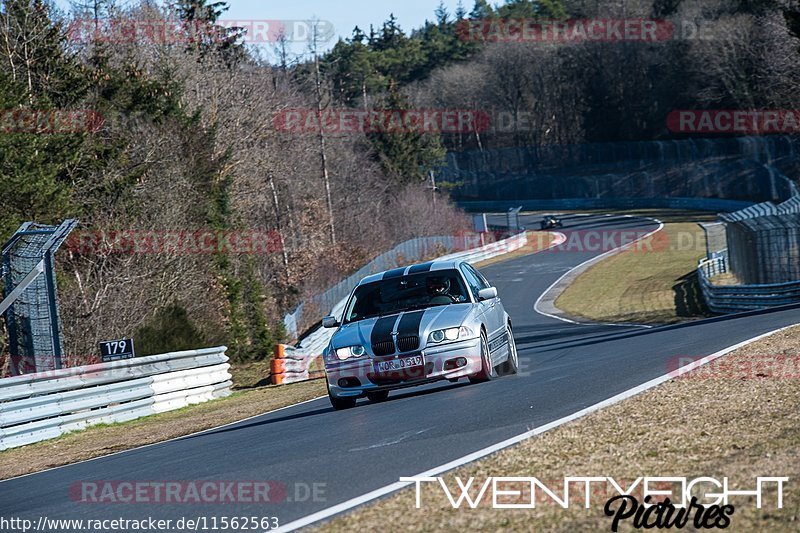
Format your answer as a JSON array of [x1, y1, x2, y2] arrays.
[[100, 338, 135, 362]]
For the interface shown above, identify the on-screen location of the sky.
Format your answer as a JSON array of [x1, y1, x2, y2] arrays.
[[225, 0, 466, 57], [55, 0, 470, 58], [225, 0, 466, 40]]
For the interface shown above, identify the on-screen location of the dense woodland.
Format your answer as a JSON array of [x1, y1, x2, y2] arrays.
[[1, 0, 799, 371]]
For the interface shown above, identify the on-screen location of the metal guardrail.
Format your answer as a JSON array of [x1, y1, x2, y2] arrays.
[[273, 232, 532, 385], [457, 197, 756, 213], [698, 256, 800, 314], [699, 251, 728, 278], [0, 347, 231, 450]]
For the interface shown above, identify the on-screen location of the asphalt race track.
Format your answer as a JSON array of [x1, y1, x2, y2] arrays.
[[2, 214, 799, 531]]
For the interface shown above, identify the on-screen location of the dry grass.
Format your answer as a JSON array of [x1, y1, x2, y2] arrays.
[[323, 326, 800, 532], [0, 379, 326, 480], [229, 359, 275, 390], [556, 222, 710, 324]]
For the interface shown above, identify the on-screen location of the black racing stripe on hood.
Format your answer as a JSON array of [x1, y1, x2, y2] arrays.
[[397, 310, 426, 339], [407, 262, 434, 274], [382, 267, 407, 279], [371, 315, 397, 345]]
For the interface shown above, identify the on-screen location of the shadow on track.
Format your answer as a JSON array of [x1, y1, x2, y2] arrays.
[[533, 301, 800, 353], [175, 383, 472, 442], [512, 323, 615, 346]]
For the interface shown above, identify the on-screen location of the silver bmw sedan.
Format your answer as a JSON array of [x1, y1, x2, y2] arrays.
[[321, 259, 518, 410]]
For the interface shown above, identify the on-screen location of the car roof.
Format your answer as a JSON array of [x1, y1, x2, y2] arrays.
[[357, 260, 464, 286]]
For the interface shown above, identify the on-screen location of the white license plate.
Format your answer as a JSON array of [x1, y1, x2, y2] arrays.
[[376, 355, 423, 373]]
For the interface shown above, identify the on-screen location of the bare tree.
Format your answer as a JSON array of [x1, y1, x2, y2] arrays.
[[310, 19, 337, 246]]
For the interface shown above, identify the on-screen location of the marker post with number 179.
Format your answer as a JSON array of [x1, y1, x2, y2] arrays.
[[100, 338, 135, 362]]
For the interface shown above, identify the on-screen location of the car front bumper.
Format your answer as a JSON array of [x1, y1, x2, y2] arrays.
[[325, 337, 482, 398]]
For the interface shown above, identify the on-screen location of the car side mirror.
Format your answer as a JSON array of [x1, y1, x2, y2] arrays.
[[322, 316, 340, 329], [478, 287, 498, 301]]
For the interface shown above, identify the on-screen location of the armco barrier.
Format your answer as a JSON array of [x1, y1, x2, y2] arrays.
[[0, 347, 230, 450], [271, 232, 530, 385], [457, 197, 756, 214], [698, 256, 800, 314]]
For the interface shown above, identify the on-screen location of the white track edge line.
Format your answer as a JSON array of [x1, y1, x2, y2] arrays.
[[274, 324, 797, 532]]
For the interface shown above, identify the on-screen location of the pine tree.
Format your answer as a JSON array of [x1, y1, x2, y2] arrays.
[[497, 0, 567, 19], [0, 0, 91, 234], [470, 0, 495, 19], [435, 1, 450, 26], [368, 86, 446, 185], [455, 1, 468, 20], [372, 14, 406, 52], [174, 0, 243, 62], [323, 37, 382, 105], [175, 0, 228, 23]]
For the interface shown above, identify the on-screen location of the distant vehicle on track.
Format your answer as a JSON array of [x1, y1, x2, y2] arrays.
[[321, 260, 518, 410], [540, 215, 564, 230]]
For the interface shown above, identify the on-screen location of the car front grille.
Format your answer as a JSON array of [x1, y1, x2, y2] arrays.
[[372, 340, 395, 356], [396, 335, 420, 353]]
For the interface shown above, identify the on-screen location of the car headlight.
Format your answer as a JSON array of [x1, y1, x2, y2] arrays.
[[335, 345, 366, 360], [428, 326, 473, 344]]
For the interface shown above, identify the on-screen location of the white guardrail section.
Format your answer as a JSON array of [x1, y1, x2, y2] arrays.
[[273, 232, 531, 385], [0, 347, 231, 450]]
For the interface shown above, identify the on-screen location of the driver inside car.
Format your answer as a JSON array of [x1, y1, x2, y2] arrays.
[[427, 276, 455, 305]]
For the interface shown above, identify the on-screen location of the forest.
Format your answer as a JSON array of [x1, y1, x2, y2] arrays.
[[1, 0, 798, 370]]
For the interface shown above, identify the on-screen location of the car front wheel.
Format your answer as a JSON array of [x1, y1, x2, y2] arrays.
[[469, 330, 496, 384], [499, 324, 519, 376]]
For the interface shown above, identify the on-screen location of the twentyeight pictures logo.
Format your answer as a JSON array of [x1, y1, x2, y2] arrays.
[[402, 476, 788, 530], [402, 476, 787, 509]]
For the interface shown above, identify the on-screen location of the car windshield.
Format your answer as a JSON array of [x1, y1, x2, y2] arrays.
[[344, 269, 469, 323]]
